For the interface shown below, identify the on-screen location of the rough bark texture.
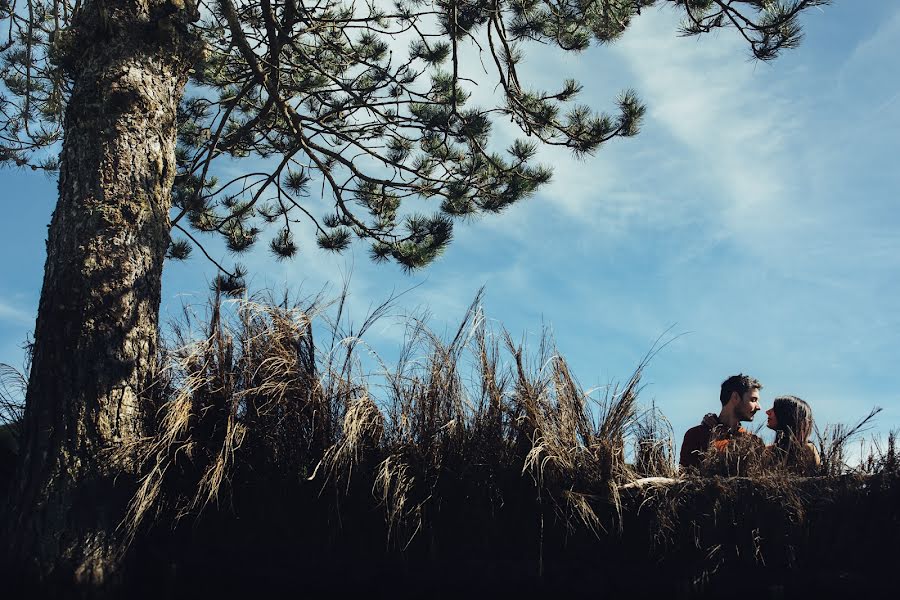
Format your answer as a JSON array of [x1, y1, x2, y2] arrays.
[[8, 0, 199, 587]]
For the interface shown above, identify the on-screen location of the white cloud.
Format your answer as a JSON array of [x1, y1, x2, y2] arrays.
[[611, 10, 804, 239], [0, 301, 32, 326], [839, 7, 900, 101]]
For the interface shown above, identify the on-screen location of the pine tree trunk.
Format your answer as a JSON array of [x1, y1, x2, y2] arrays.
[[8, 1, 198, 587]]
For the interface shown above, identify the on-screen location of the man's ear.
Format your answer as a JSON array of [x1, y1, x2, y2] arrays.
[[728, 391, 740, 406]]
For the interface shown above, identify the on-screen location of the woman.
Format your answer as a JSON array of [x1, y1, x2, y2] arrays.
[[765, 395, 821, 475]]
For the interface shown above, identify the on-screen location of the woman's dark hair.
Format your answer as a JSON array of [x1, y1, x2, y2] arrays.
[[772, 395, 814, 449]]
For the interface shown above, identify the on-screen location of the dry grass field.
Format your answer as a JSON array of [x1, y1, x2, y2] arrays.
[[2, 290, 897, 598]]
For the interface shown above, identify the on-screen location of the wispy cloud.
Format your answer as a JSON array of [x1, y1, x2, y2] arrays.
[[612, 10, 804, 242], [0, 300, 32, 326], [838, 7, 900, 104]]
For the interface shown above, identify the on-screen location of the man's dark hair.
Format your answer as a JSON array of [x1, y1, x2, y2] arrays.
[[719, 374, 763, 406]]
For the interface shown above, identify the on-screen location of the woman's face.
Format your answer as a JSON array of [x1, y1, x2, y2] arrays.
[[766, 407, 778, 430]]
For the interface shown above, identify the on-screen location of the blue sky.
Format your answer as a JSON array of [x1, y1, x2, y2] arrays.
[[1, 2, 898, 457]]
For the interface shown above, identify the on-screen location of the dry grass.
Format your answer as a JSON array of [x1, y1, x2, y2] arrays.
[[815, 406, 883, 476], [633, 400, 677, 479], [0, 363, 26, 444], [0, 364, 26, 498], [2, 289, 898, 596], [113, 288, 673, 551]]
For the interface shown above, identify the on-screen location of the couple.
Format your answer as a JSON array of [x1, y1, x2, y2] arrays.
[[679, 374, 821, 475]]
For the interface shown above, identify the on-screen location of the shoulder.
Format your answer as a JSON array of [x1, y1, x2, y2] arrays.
[[682, 424, 711, 444], [806, 442, 821, 465], [680, 424, 713, 468], [684, 424, 710, 437]]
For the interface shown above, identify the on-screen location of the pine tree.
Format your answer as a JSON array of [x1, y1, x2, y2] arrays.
[[0, 0, 828, 587]]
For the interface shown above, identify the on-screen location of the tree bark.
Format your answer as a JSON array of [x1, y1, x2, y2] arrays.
[[8, 0, 199, 587]]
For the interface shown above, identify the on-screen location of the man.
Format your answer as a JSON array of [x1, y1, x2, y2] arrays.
[[679, 374, 763, 470]]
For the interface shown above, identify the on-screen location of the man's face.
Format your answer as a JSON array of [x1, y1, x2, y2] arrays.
[[733, 388, 761, 422]]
